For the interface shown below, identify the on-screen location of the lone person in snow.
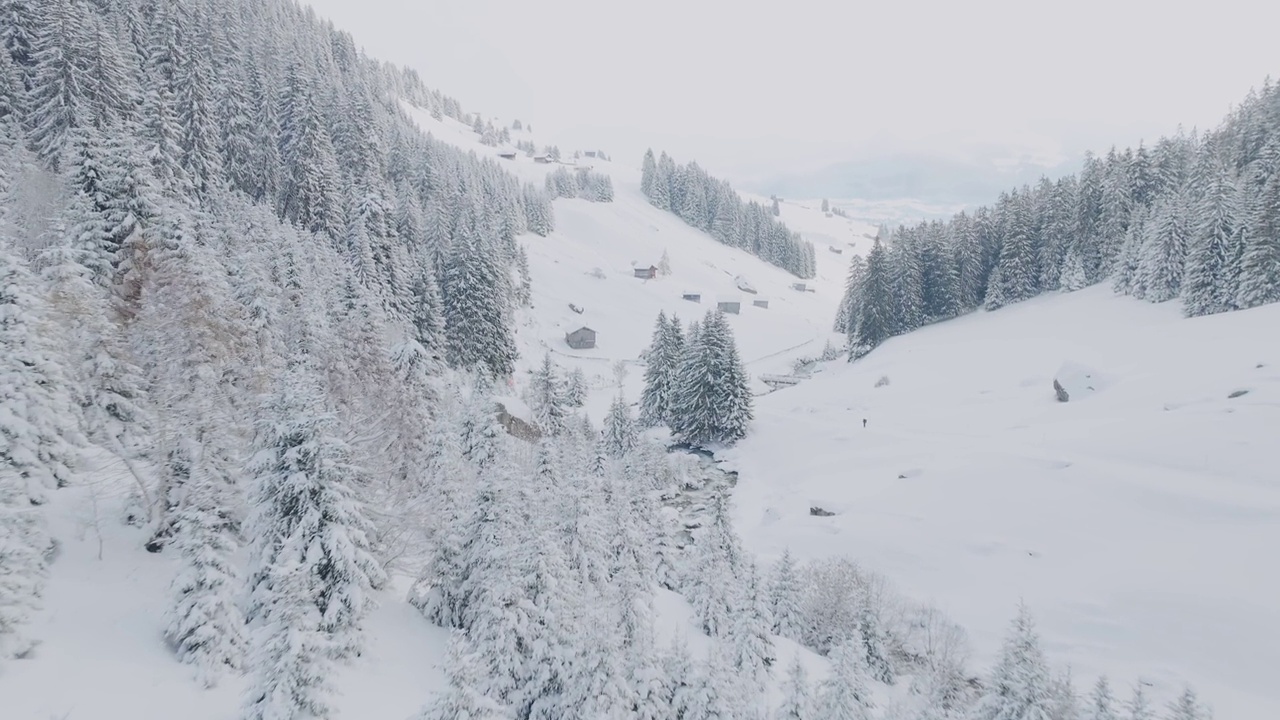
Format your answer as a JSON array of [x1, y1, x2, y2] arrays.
[[862, 418, 867, 428]]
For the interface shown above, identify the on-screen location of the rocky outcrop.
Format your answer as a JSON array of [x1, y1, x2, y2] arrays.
[[495, 403, 541, 442], [1053, 378, 1070, 402]]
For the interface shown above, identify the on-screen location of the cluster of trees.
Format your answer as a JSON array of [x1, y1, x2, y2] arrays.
[[545, 166, 615, 202], [523, 352, 588, 436], [639, 309, 754, 446], [0, 0, 559, 712], [641, 149, 817, 278], [838, 80, 1280, 358]]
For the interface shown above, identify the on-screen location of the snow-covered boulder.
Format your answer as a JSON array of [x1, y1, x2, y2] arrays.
[[1052, 362, 1103, 402]]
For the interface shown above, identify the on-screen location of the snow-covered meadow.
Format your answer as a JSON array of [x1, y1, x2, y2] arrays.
[[723, 287, 1280, 719]]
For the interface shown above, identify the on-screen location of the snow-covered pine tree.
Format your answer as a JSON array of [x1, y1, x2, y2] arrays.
[[1235, 162, 1280, 309], [164, 443, 244, 687], [1183, 165, 1240, 317], [1164, 687, 1210, 720], [815, 635, 874, 720], [1136, 191, 1191, 303], [418, 633, 510, 720], [969, 604, 1055, 720], [243, 362, 386, 663], [835, 254, 867, 335], [1059, 247, 1088, 292], [685, 489, 746, 637], [442, 216, 517, 378], [525, 353, 569, 436], [0, 245, 80, 505], [603, 392, 638, 457], [1048, 668, 1082, 720], [852, 239, 895, 356], [408, 262, 447, 360], [639, 311, 683, 428], [564, 366, 587, 408], [1086, 676, 1119, 720], [728, 562, 775, 688], [640, 148, 658, 199], [776, 654, 815, 720], [0, 244, 66, 658], [1125, 684, 1154, 720], [769, 549, 805, 640], [515, 244, 533, 307], [670, 310, 752, 446]]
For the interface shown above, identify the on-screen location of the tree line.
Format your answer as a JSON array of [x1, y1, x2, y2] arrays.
[[837, 80, 1280, 358], [642, 149, 817, 279]]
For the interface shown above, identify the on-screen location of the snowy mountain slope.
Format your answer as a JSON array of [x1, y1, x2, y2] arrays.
[[3, 450, 452, 720], [399, 103, 875, 416], [2, 101, 877, 720], [720, 286, 1280, 719]]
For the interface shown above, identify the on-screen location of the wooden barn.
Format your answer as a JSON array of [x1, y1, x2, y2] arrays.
[[633, 265, 658, 279], [565, 326, 596, 349], [752, 299, 769, 309], [682, 291, 702, 302], [717, 298, 741, 314]]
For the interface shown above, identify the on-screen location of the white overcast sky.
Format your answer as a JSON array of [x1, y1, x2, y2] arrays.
[[304, 0, 1279, 181]]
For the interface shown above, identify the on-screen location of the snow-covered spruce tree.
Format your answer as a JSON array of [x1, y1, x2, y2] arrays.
[[815, 635, 875, 720], [641, 149, 658, 200], [776, 654, 815, 720], [164, 442, 244, 687], [564, 366, 587, 407], [408, 262, 447, 361], [851, 239, 895, 357], [1058, 247, 1088, 292], [769, 548, 805, 641], [1164, 687, 1210, 720], [1124, 684, 1154, 720], [670, 310, 752, 446], [37, 237, 150, 463], [1086, 676, 1119, 720], [1048, 668, 1081, 720], [1183, 165, 1240, 317], [639, 311, 683, 428], [835, 254, 867, 335], [417, 632, 509, 720], [442, 215, 517, 378], [525, 353, 569, 436], [242, 362, 385, 676], [1136, 191, 1191, 303], [969, 604, 1055, 720], [0, 245, 80, 505], [0, 441, 47, 660], [0, 243, 68, 657], [685, 489, 746, 637], [1235, 163, 1280, 309], [1111, 212, 1147, 297], [856, 580, 896, 685], [729, 561, 775, 688], [602, 392, 638, 458]]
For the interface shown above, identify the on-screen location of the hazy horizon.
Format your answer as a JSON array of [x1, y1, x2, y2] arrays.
[[303, 0, 1279, 194]]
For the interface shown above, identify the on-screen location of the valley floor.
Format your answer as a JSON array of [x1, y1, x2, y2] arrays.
[[723, 286, 1280, 719]]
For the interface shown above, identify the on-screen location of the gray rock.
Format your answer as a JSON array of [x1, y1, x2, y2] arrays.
[[1053, 378, 1070, 402]]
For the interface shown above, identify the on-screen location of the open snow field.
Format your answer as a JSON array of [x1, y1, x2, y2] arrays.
[[722, 287, 1280, 719]]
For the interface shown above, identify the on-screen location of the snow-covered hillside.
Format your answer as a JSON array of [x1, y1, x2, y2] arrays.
[[721, 286, 1280, 719], [399, 103, 876, 417]]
